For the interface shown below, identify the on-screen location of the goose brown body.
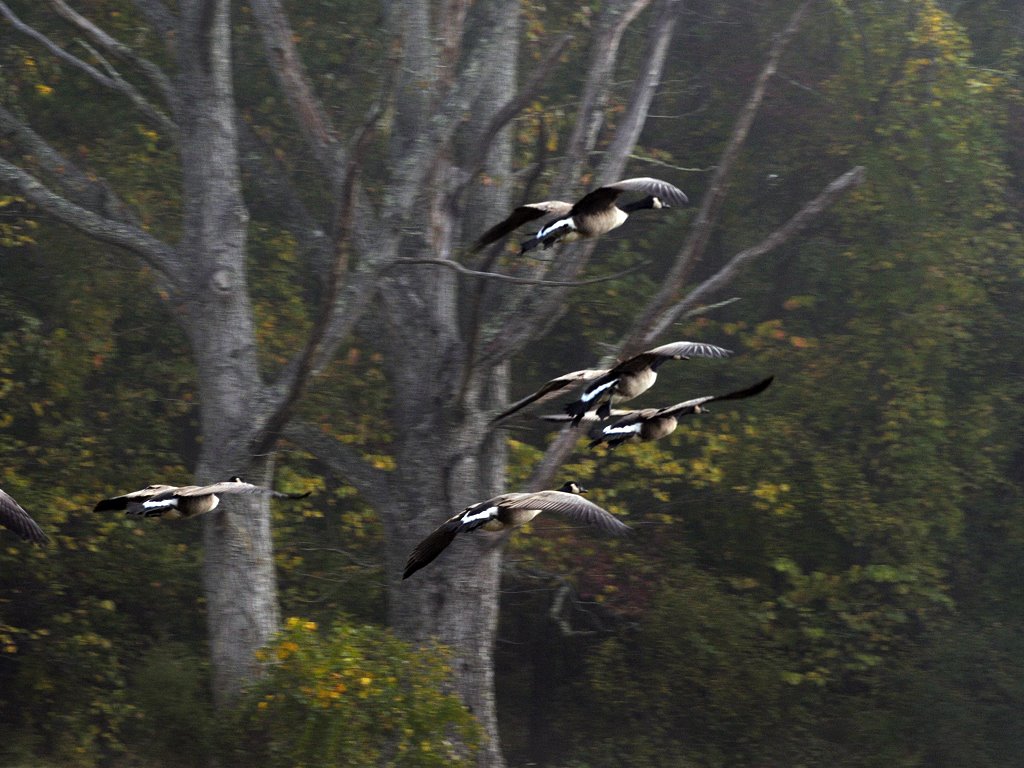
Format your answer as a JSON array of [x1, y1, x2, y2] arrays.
[[94, 477, 310, 519], [588, 376, 774, 449]]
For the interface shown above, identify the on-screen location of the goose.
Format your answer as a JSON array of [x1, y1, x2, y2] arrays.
[[471, 177, 688, 254], [0, 488, 48, 544], [562, 341, 732, 425], [94, 477, 310, 519], [587, 376, 774, 449], [492, 341, 731, 425], [402, 481, 629, 579]]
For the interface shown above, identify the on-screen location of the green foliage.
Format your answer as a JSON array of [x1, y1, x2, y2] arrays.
[[121, 643, 216, 768], [226, 618, 481, 768]]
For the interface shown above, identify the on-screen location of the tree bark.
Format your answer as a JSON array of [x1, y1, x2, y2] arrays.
[[175, 0, 279, 705]]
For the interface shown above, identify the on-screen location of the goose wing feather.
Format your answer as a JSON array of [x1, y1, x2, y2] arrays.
[[472, 201, 574, 252], [93, 484, 179, 511], [618, 341, 732, 373], [492, 368, 609, 422], [604, 177, 689, 206], [177, 481, 310, 500], [502, 491, 630, 534], [402, 518, 465, 580], [0, 489, 48, 543], [654, 376, 774, 419]]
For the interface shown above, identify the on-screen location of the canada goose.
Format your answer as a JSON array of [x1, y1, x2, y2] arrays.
[[0, 488, 48, 544], [471, 177, 688, 254], [402, 481, 629, 579], [587, 376, 774, 449], [492, 341, 731, 425], [94, 477, 310, 519]]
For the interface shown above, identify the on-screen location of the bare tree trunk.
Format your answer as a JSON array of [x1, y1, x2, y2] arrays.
[[371, 1, 520, 761], [175, 0, 279, 705]]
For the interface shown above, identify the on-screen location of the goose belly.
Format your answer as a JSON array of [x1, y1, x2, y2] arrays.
[[497, 508, 542, 528], [577, 207, 628, 237], [179, 495, 219, 518], [641, 416, 678, 442], [616, 368, 657, 400]]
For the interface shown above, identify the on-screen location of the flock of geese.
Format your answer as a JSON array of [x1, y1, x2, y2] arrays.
[[0, 177, 772, 586]]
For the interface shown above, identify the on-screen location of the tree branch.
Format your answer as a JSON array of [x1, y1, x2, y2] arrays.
[[596, 0, 680, 182], [249, 0, 343, 185], [49, 0, 178, 116], [0, 157, 182, 285], [251, 116, 375, 458], [651, 166, 866, 338], [0, 105, 140, 225], [476, 1, 679, 368], [1, 1, 176, 136], [384, 257, 648, 286], [453, 33, 574, 203], [623, 0, 815, 350], [282, 421, 394, 512], [556, 0, 653, 187]]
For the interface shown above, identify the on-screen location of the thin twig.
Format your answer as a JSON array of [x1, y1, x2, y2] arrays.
[[385, 257, 649, 287]]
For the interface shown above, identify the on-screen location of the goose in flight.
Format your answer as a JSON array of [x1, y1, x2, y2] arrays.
[[492, 341, 731, 425], [0, 488, 48, 544], [402, 481, 629, 579], [94, 477, 310, 519], [586, 376, 774, 449], [471, 177, 688, 254]]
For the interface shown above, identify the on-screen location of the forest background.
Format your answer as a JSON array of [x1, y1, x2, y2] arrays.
[[0, 0, 1022, 767]]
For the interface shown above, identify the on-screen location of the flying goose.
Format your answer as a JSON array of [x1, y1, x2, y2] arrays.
[[586, 376, 774, 449], [94, 477, 310, 519], [0, 488, 48, 544], [492, 341, 731, 425], [402, 481, 629, 579], [471, 177, 688, 254]]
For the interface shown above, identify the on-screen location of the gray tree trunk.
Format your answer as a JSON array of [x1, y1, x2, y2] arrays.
[[176, 0, 281, 704]]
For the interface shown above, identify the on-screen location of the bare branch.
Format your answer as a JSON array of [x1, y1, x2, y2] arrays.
[[249, 0, 343, 183], [557, 0, 653, 186], [652, 166, 866, 337], [624, 0, 816, 349], [526, 428, 581, 492], [0, 156, 182, 285], [454, 33, 574, 200], [475, 0, 679, 368], [49, 0, 178, 114], [384, 257, 648, 287], [251, 116, 376, 458], [0, 105, 141, 225], [282, 421, 394, 513], [597, 0, 680, 181], [0, 1, 176, 135]]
